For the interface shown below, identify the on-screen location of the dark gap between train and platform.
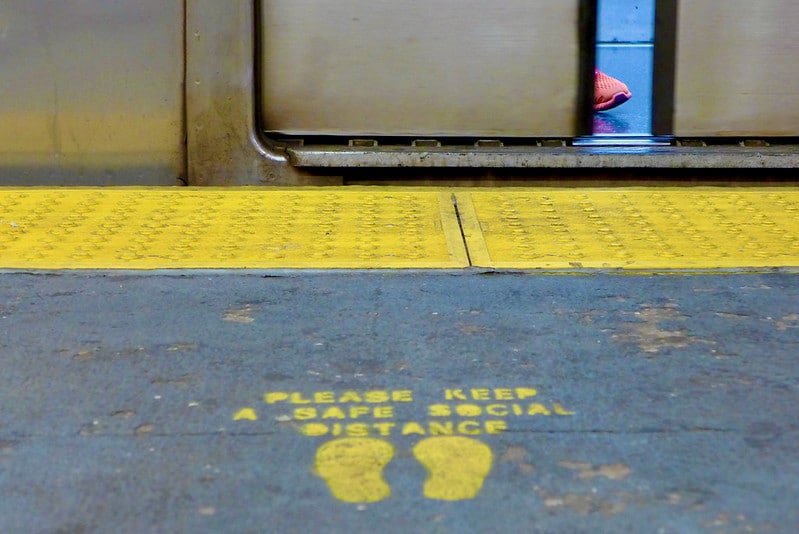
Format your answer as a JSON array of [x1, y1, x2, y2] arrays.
[[449, 194, 473, 267], [341, 167, 799, 187]]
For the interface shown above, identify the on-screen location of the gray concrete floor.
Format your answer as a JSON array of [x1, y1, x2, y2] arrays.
[[1, 271, 797, 532]]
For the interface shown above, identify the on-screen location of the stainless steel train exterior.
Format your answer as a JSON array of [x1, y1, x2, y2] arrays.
[[2, 0, 798, 186]]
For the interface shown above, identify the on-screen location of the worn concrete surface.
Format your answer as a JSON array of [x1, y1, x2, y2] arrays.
[[0, 271, 797, 533]]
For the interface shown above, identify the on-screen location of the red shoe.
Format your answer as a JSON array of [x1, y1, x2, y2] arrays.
[[594, 69, 632, 112]]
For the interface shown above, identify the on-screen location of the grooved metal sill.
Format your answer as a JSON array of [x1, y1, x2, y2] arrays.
[[286, 143, 799, 169]]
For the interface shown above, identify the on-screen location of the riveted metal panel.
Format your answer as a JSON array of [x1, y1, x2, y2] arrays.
[[259, 1, 583, 137], [672, 1, 799, 137], [0, 1, 184, 184]]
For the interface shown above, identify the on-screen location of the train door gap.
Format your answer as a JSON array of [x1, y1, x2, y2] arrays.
[[578, 0, 663, 146]]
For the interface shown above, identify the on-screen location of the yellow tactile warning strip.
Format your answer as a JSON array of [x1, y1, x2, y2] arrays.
[[0, 187, 798, 270], [457, 188, 799, 269], [0, 188, 467, 269]]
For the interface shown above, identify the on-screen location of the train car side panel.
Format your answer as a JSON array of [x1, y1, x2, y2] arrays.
[[673, 0, 799, 137], [0, 1, 185, 185]]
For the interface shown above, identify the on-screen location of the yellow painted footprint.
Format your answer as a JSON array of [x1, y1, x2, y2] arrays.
[[314, 438, 395, 503], [413, 436, 493, 501]]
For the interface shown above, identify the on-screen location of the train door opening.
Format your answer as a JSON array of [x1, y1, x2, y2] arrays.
[[258, 0, 659, 143], [590, 0, 656, 141]]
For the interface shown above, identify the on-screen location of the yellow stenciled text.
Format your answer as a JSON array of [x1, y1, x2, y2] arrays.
[[299, 420, 507, 438], [293, 405, 395, 420], [428, 402, 574, 417], [264, 390, 413, 405], [444, 387, 538, 401]]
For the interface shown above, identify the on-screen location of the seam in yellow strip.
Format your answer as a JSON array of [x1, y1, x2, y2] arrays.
[[452, 192, 491, 268], [437, 192, 470, 267]]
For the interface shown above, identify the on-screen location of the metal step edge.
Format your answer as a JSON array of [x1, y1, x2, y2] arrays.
[[286, 145, 799, 169]]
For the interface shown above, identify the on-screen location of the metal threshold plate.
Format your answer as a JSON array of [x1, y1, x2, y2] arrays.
[[286, 144, 799, 169]]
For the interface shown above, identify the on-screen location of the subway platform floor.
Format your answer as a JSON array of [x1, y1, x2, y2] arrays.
[[0, 186, 798, 532], [1, 271, 798, 533]]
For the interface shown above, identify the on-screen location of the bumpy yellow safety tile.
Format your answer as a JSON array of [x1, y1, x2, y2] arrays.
[[0, 188, 468, 269], [457, 188, 799, 270]]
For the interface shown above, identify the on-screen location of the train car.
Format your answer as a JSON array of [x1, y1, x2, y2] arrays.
[[2, 0, 798, 186]]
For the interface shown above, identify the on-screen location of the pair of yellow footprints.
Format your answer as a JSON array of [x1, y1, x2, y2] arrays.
[[315, 436, 493, 503]]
